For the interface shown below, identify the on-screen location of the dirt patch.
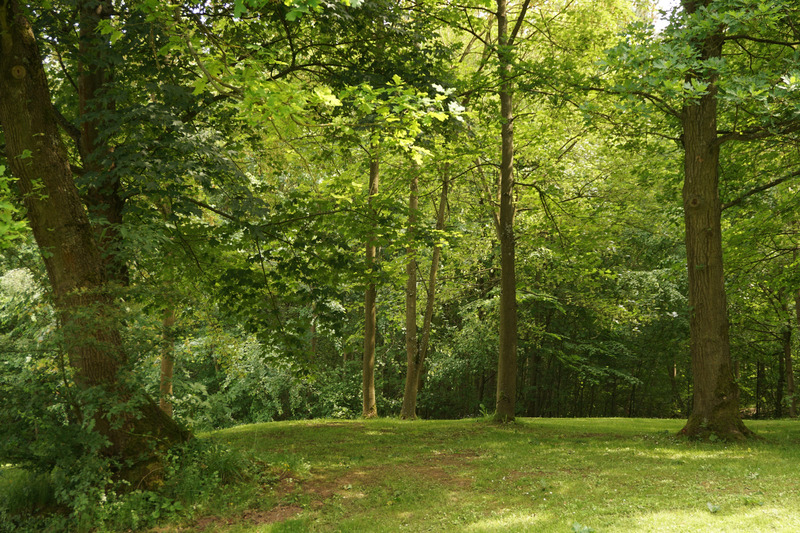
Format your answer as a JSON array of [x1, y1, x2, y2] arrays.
[[244, 506, 303, 523], [191, 505, 303, 532], [428, 449, 481, 464], [186, 448, 480, 530], [300, 449, 478, 505]]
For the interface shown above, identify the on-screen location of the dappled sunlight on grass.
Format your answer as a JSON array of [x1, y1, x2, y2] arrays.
[[463, 509, 553, 532], [608, 505, 800, 532]]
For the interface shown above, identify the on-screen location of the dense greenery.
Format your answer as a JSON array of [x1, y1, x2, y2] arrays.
[[1, 0, 799, 529]]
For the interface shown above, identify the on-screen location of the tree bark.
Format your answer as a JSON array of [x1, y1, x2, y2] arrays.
[[677, 0, 750, 440], [0, 0, 188, 475], [400, 172, 449, 419], [362, 156, 379, 418], [494, 0, 518, 421], [400, 173, 419, 419]]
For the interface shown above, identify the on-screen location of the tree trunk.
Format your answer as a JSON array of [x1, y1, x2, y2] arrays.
[[362, 156, 379, 418], [669, 358, 681, 415], [775, 324, 788, 418], [159, 306, 177, 416], [790, 292, 800, 418], [756, 361, 764, 418], [77, 0, 128, 285], [401, 173, 448, 419], [677, 0, 750, 440], [400, 174, 419, 419], [0, 0, 188, 476], [494, 0, 518, 421]]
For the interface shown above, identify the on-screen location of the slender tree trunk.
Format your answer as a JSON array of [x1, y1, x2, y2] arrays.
[[790, 291, 800, 418], [669, 359, 681, 415], [400, 174, 419, 419], [494, 0, 518, 421], [777, 333, 787, 418], [159, 307, 177, 416], [401, 173, 449, 419], [0, 0, 188, 475], [362, 156, 379, 418], [677, 0, 750, 440], [756, 362, 764, 418], [310, 300, 318, 362]]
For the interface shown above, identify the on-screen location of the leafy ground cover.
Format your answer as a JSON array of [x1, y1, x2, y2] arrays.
[[147, 417, 800, 532]]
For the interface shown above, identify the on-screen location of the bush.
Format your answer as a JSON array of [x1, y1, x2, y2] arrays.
[[0, 438, 251, 532]]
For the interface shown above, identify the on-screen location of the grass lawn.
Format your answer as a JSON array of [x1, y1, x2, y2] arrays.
[[153, 417, 800, 532]]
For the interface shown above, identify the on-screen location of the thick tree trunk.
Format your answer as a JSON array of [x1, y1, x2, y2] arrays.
[[362, 156, 379, 418], [0, 0, 188, 475], [494, 0, 518, 421], [677, 0, 749, 440], [400, 173, 449, 419]]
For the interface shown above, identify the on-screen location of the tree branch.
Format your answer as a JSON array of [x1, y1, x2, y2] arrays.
[[723, 34, 800, 47], [715, 122, 800, 147], [722, 169, 800, 211], [508, 0, 531, 47]]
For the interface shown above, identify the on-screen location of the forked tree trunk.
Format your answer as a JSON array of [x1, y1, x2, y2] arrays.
[[400, 173, 449, 419], [0, 0, 189, 476], [678, 0, 750, 440], [494, 0, 518, 421], [362, 156, 380, 418]]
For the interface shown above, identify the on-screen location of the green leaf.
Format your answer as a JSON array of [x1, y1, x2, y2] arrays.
[[234, 0, 247, 17]]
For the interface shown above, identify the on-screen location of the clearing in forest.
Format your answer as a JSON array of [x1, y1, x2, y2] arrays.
[[160, 417, 800, 532]]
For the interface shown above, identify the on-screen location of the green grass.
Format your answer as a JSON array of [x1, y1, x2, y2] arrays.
[[161, 418, 798, 531]]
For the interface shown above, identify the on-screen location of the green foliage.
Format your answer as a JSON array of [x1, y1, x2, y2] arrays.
[[0, 166, 26, 249], [0, 436, 251, 532]]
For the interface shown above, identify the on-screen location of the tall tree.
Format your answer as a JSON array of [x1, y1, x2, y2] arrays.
[[494, 0, 528, 421], [400, 170, 449, 419], [604, 0, 800, 438], [401, 172, 420, 419], [362, 154, 380, 418], [0, 0, 188, 474], [676, 0, 748, 438]]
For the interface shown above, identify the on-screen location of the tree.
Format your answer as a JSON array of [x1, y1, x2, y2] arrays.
[[400, 170, 449, 419], [676, 0, 748, 439], [362, 154, 380, 418], [603, 0, 800, 439], [0, 0, 188, 475], [493, 0, 522, 421]]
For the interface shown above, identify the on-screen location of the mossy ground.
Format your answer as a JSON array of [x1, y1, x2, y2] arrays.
[[141, 417, 800, 532]]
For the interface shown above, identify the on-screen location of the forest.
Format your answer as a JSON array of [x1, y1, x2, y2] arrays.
[[1, 0, 800, 529]]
